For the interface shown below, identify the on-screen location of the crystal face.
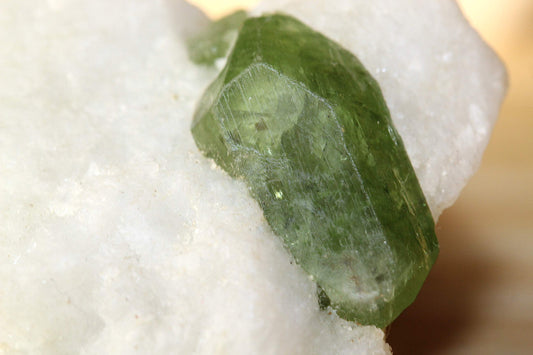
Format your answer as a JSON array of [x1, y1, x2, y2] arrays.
[[191, 14, 438, 327]]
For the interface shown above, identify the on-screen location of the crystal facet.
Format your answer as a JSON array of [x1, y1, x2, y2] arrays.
[[191, 14, 438, 327]]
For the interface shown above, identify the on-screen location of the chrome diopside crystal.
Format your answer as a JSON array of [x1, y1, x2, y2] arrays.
[[191, 14, 438, 327]]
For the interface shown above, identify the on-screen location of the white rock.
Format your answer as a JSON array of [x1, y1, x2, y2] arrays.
[[0, 0, 390, 354], [253, 0, 507, 218]]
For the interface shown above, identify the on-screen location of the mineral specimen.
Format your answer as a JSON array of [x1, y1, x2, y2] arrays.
[[191, 14, 439, 327], [253, 0, 508, 219]]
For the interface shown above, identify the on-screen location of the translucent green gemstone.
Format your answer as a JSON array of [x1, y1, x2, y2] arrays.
[[191, 14, 438, 327], [187, 10, 247, 66]]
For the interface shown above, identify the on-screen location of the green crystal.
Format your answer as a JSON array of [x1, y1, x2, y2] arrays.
[[187, 10, 247, 65], [191, 14, 438, 327]]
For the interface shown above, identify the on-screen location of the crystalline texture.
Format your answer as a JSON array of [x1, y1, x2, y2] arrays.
[[191, 14, 438, 327]]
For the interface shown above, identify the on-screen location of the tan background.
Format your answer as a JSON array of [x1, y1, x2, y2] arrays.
[[190, 1, 533, 353]]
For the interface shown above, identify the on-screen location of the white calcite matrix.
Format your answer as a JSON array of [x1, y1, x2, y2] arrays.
[[0, 0, 505, 354]]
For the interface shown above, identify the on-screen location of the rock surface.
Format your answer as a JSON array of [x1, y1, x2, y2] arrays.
[[0, 0, 390, 354]]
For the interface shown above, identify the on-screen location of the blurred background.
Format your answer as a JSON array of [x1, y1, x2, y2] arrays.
[[190, 0, 533, 353]]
